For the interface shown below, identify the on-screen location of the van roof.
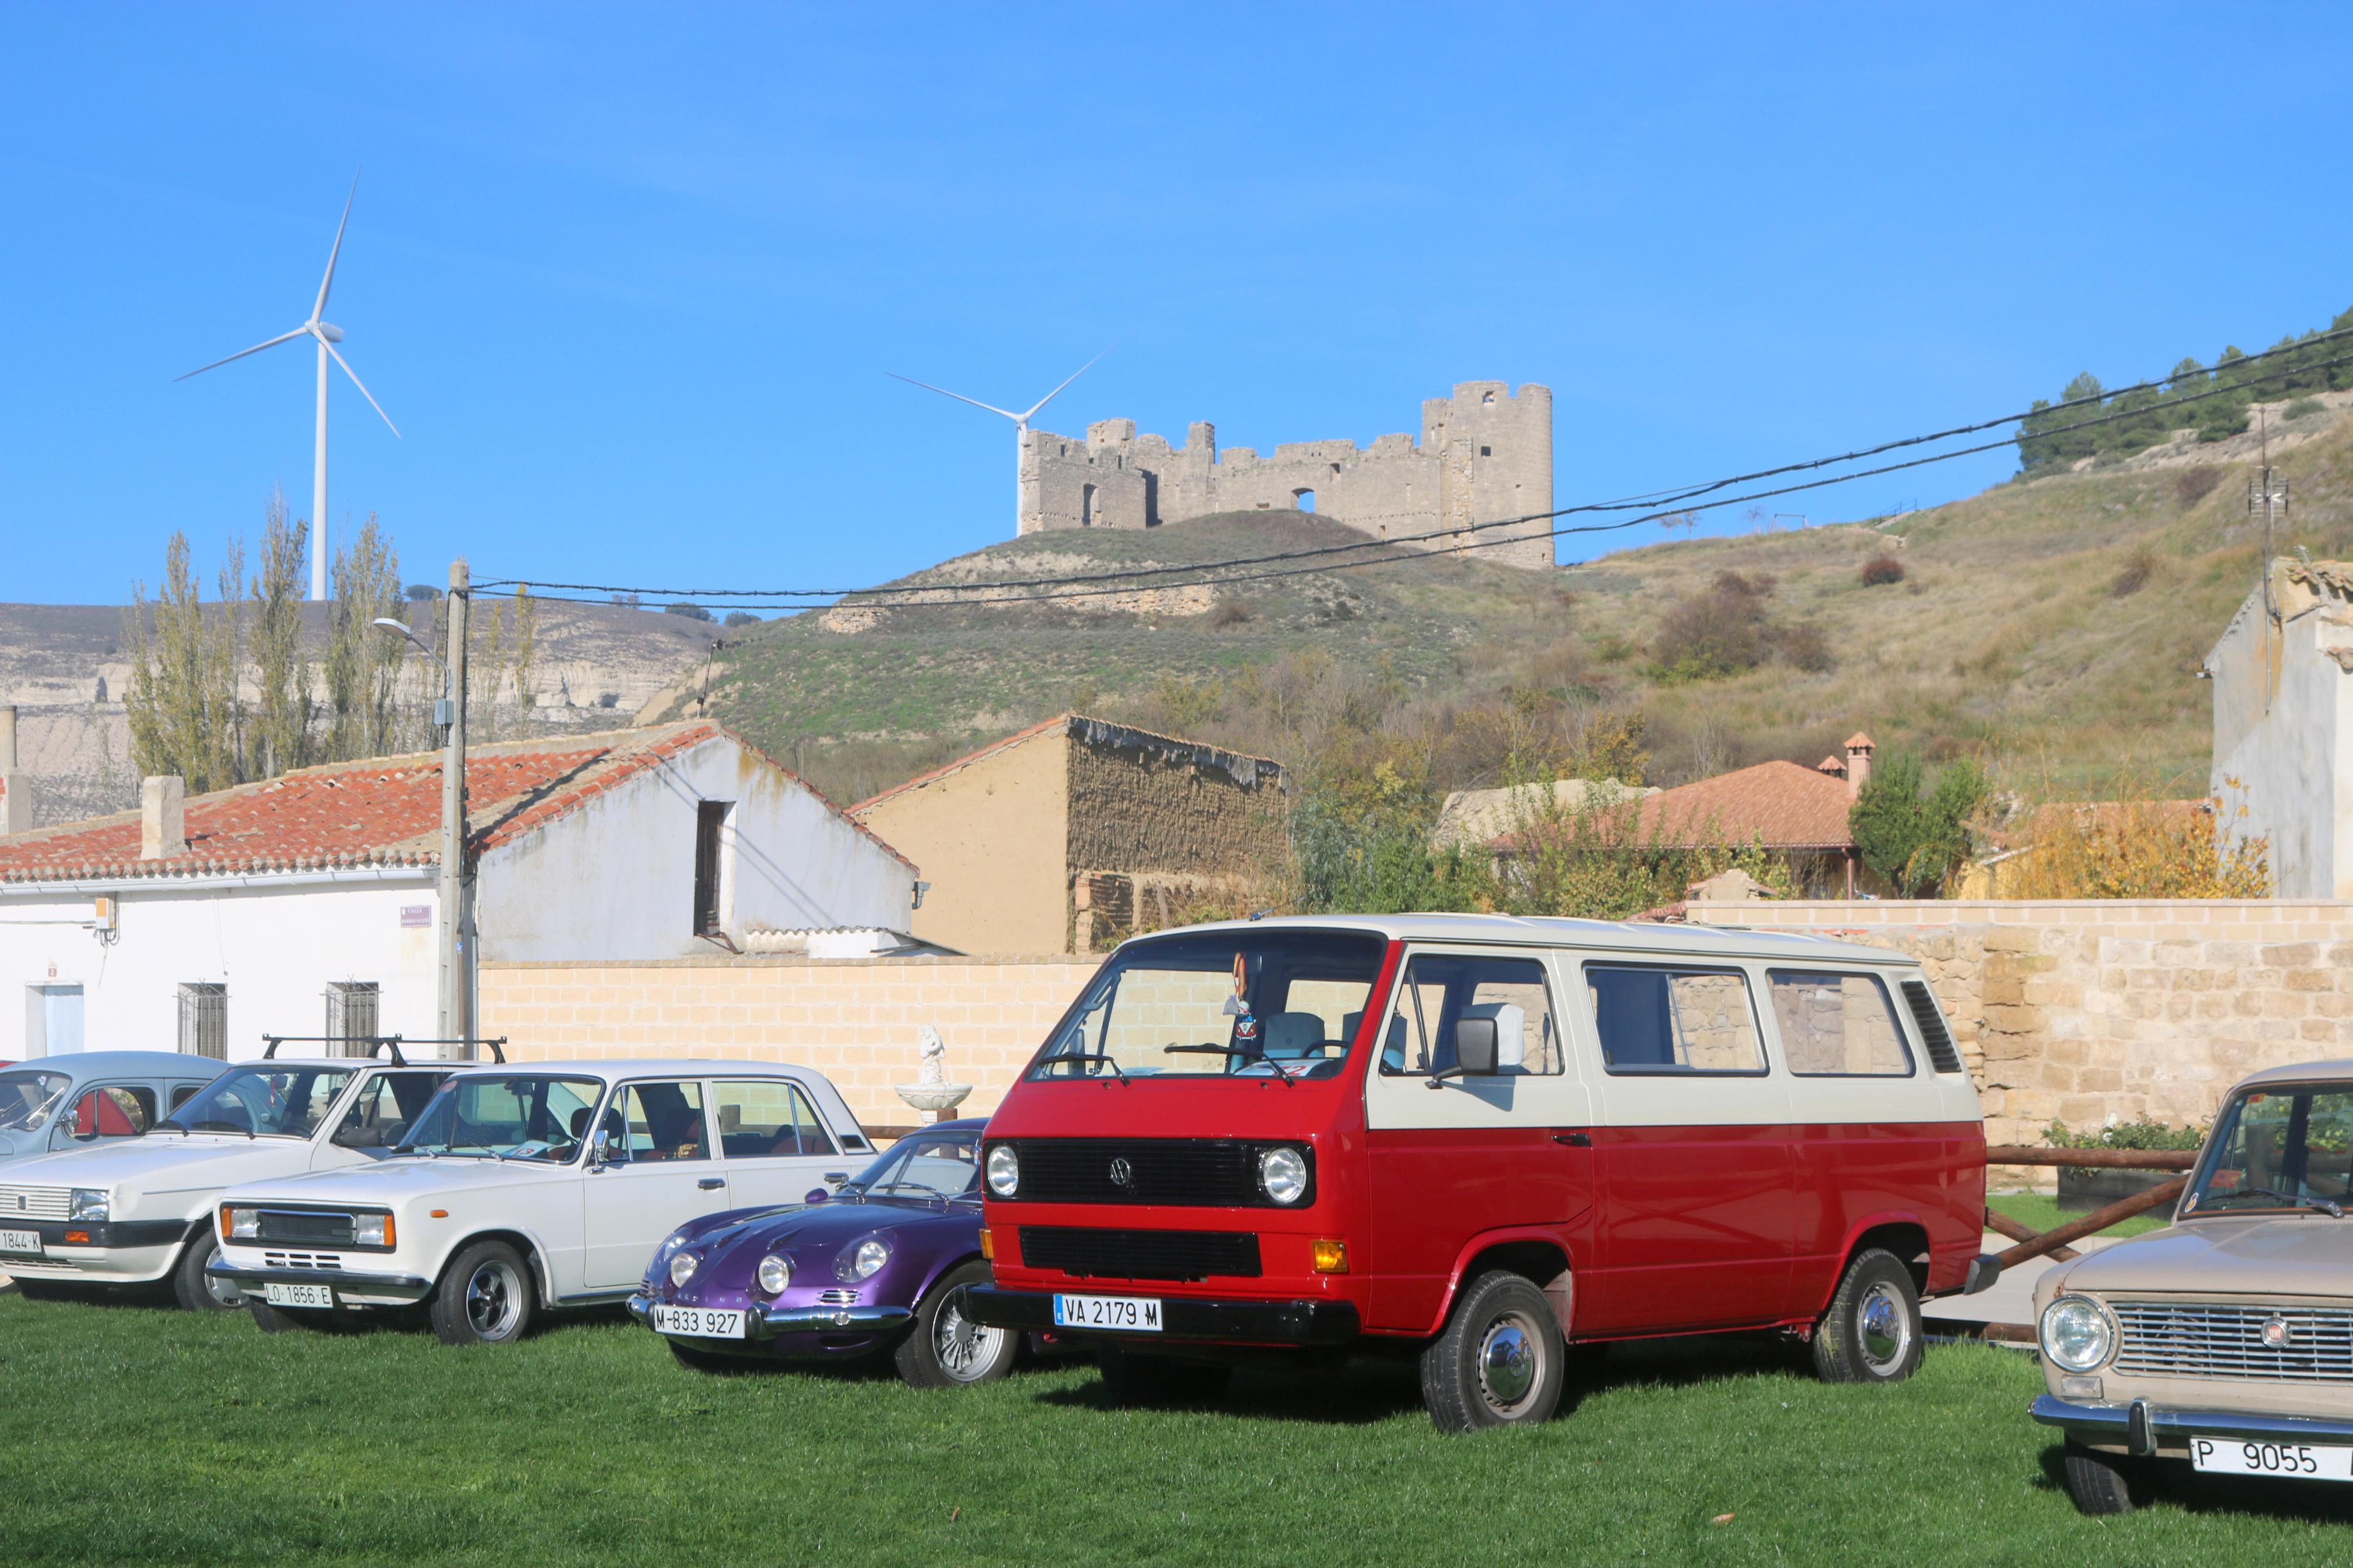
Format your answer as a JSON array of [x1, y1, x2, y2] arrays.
[[1158, 913, 1912, 968]]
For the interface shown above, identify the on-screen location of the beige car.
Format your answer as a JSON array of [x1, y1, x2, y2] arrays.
[[2032, 1059, 2353, 1513]]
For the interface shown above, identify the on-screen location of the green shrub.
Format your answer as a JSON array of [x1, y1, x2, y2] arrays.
[[2043, 1115, 2208, 1179], [2285, 396, 2327, 422]]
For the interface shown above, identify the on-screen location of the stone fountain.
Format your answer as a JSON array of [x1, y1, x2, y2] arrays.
[[894, 1025, 973, 1123]]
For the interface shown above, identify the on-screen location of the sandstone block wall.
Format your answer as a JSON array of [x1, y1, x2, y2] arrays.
[[1689, 898, 2353, 1160], [479, 954, 1098, 1132]]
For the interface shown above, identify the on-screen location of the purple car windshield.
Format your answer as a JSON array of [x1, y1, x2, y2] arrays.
[[850, 1129, 982, 1200]]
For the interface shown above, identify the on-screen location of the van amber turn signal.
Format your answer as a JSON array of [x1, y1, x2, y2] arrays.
[[1311, 1238, 1348, 1274], [979, 1226, 995, 1260]]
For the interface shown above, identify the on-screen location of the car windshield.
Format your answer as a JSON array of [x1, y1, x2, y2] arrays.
[[1026, 929, 1388, 1081], [0, 1070, 72, 1133], [396, 1075, 604, 1161], [164, 1066, 359, 1138], [846, 1129, 982, 1199], [2184, 1083, 2353, 1218]]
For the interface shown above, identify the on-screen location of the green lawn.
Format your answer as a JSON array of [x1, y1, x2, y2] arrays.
[[2, 1290, 2347, 1565], [1986, 1192, 2172, 1240]]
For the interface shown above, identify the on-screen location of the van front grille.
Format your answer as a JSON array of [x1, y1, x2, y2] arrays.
[[2113, 1302, 2353, 1383], [1018, 1226, 1261, 1281], [996, 1139, 1288, 1206]]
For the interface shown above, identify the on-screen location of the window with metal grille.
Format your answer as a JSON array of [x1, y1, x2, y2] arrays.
[[178, 983, 228, 1059], [692, 801, 732, 936], [325, 982, 381, 1056]]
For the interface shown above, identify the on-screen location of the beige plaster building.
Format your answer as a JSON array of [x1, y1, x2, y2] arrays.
[[850, 715, 1286, 956]]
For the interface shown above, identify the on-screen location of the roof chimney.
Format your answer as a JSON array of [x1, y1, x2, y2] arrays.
[[1816, 754, 1846, 778], [141, 775, 187, 859], [1843, 732, 1875, 802], [0, 706, 27, 835]]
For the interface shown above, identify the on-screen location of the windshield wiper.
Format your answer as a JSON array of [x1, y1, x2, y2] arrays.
[[1163, 1041, 1298, 1086], [1053, 1050, 1129, 1083], [2212, 1185, 2345, 1217]]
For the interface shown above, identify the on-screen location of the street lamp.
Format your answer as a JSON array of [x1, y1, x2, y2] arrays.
[[371, 560, 471, 1053]]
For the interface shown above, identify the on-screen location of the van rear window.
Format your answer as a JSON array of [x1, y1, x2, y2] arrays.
[[1768, 972, 1914, 1076], [1586, 966, 1764, 1074]]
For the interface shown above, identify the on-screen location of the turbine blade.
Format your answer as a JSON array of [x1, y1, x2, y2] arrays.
[[321, 338, 400, 437], [313, 170, 359, 322], [885, 371, 1019, 421], [173, 326, 309, 381], [1019, 348, 1109, 422]]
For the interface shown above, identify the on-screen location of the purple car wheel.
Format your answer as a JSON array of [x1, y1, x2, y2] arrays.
[[896, 1261, 1018, 1388]]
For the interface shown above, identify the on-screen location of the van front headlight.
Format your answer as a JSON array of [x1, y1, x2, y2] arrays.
[[2040, 1295, 2117, 1372]]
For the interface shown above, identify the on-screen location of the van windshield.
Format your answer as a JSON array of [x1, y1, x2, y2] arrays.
[[1027, 929, 1387, 1082]]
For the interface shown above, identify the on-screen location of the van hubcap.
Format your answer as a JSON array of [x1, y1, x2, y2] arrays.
[[1478, 1313, 1543, 1413], [1858, 1282, 1910, 1373]]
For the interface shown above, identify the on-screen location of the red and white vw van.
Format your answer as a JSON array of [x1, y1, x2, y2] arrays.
[[967, 915, 1994, 1430]]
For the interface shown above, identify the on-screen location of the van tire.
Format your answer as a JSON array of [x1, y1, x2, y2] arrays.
[[170, 1232, 243, 1313], [2063, 1439, 2153, 1514], [1812, 1248, 1922, 1384], [1419, 1269, 1565, 1432], [1096, 1345, 1230, 1406], [429, 1240, 535, 1346], [896, 1261, 1018, 1388]]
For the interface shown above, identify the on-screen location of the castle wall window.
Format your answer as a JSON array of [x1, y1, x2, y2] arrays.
[[1081, 484, 1096, 527], [1479, 446, 1492, 457], [1293, 489, 1316, 513]]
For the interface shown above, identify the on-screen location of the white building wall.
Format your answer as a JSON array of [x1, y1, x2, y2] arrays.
[[477, 734, 916, 963], [2209, 563, 2353, 898], [0, 872, 438, 1061]]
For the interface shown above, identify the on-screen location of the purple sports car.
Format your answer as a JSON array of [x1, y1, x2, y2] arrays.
[[627, 1118, 1017, 1386]]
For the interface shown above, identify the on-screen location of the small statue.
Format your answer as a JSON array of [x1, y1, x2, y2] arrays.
[[895, 1024, 973, 1122]]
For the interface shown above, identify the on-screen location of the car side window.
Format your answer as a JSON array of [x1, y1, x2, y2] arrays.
[[599, 1081, 710, 1162], [1768, 972, 1914, 1076], [67, 1086, 156, 1141], [333, 1071, 452, 1148], [169, 1083, 204, 1112], [1378, 953, 1561, 1076], [1587, 965, 1766, 1075], [711, 1080, 837, 1158]]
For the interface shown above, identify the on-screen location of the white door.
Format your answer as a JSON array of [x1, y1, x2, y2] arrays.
[[583, 1079, 730, 1289], [709, 1078, 853, 1208], [26, 985, 84, 1057]]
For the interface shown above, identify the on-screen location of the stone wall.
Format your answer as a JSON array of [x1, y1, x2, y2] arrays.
[[479, 954, 1098, 1131], [1689, 898, 2353, 1159]]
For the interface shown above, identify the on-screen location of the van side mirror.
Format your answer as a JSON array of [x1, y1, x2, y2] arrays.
[[588, 1128, 611, 1171], [1454, 1017, 1500, 1077]]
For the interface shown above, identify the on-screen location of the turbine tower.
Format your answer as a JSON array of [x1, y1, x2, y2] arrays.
[[178, 173, 400, 600], [888, 352, 1104, 535]]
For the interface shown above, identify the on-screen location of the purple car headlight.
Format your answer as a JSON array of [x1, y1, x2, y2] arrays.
[[669, 1250, 700, 1288], [756, 1253, 792, 1295], [836, 1238, 890, 1281]]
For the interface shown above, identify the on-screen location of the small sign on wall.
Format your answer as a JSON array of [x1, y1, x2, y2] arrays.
[[400, 905, 432, 929]]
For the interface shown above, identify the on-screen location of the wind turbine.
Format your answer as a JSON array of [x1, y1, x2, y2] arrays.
[[178, 174, 400, 601], [888, 351, 1105, 534]]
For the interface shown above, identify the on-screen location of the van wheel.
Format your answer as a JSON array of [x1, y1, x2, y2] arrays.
[[1096, 1345, 1231, 1406], [171, 1233, 243, 1312], [1419, 1270, 1565, 1432], [1813, 1248, 1922, 1384], [2063, 1439, 2155, 1514], [896, 1261, 1018, 1388], [429, 1240, 535, 1345]]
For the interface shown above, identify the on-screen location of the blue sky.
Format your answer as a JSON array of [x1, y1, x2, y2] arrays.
[[6, 3, 2352, 607]]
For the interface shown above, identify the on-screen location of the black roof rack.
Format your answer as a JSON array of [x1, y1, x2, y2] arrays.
[[254, 1035, 507, 1066]]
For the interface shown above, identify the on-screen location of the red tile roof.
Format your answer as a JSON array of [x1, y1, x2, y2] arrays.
[[1632, 759, 1858, 851], [0, 720, 910, 883]]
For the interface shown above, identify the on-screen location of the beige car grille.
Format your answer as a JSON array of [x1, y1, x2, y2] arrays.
[[2113, 1302, 2353, 1383], [0, 1186, 71, 1221]]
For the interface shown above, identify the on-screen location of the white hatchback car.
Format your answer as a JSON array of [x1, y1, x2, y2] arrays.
[[210, 1058, 873, 1343]]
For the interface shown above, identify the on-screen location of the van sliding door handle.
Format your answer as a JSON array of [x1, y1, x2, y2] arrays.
[[1552, 1131, 1591, 1147], [697, 1176, 726, 1190]]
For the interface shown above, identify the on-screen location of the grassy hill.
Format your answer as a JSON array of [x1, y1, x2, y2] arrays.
[[688, 400, 2353, 806]]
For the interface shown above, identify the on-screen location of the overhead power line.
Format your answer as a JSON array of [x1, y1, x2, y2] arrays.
[[479, 333, 2353, 611]]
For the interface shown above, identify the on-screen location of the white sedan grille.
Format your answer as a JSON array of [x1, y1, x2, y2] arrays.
[[0, 1186, 70, 1221]]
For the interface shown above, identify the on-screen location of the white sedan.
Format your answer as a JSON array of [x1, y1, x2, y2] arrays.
[[209, 1058, 871, 1343]]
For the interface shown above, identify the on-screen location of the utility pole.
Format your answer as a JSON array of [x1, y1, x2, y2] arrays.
[[439, 559, 472, 1055], [2249, 407, 2290, 715]]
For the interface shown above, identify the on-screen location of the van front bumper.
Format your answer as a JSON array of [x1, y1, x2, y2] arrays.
[[208, 1258, 434, 1306], [966, 1287, 1359, 1345], [2033, 1393, 2353, 1455]]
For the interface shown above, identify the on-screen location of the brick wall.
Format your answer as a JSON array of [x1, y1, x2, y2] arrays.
[[1690, 898, 2353, 1157], [478, 954, 1097, 1132]]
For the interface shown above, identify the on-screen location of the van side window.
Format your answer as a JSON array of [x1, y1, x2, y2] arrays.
[[1587, 966, 1765, 1075], [1768, 972, 1914, 1076], [1379, 954, 1561, 1076]]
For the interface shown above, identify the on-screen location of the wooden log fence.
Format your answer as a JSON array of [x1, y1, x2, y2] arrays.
[[1979, 1145, 2199, 1272]]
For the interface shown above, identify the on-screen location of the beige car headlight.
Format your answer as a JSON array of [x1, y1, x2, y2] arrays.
[[2040, 1295, 2117, 1372]]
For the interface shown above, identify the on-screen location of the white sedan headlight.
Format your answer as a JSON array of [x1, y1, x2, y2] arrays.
[[352, 1213, 393, 1247], [669, 1250, 700, 1288], [2040, 1295, 2117, 1372], [69, 1189, 109, 1224], [755, 1253, 792, 1295], [837, 1238, 890, 1281]]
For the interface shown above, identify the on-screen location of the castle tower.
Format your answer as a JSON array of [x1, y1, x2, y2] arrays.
[[1424, 382, 1553, 571]]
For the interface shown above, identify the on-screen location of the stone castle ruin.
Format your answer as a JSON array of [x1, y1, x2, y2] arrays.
[[1020, 381, 1554, 573]]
